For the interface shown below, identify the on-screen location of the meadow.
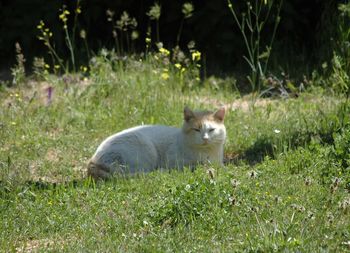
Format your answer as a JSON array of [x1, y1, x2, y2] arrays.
[[1, 50, 350, 252], [1, 0, 350, 251]]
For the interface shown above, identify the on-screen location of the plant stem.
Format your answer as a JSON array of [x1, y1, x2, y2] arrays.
[[227, 0, 254, 70], [47, 43, 66, 72], [263, 0, 283, 75], [176, 18, 184, 46], [64, 28, 75, 72], [156, 20, 160, 43], [72, 0, 81, 49], [227, 0, 283, 93], [83, 38, 91, 60]]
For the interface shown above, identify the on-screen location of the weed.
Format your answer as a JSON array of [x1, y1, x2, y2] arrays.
[[37, 2, 85, 73], [147, 3, 161, 43], [11, 43, 26, 86], [116, 11, 138, 54], [32, 57, 47, 78], [227, 0, 283, 95], [37, 20, 65, 72], [59, 6, 75, 71], [176, 2, 194, 46]]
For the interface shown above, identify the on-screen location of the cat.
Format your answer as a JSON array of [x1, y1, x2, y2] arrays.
[[87, 107, 226, 179]]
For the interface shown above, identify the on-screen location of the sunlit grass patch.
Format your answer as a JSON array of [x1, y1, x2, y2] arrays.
[[1, 53, 350, 251]]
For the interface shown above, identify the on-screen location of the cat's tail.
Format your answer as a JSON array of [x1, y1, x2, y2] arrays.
[[87, 159, 111, 180]]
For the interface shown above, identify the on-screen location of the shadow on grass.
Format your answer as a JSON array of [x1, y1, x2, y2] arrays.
[[240, 137, 275, 164], [229, 129, 336, 165], [227, 100, 350, 165], [0, 178, 97, 194], [0, 172, 143, 193]]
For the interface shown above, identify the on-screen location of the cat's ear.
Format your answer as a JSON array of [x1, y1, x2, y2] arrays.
[[184, 106, 195, 122], [214, 107, 225, 122]]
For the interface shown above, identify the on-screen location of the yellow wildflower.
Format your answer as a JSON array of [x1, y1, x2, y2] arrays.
[[80, 29, 86, 39], [59, 9, 70, 23], [175, 63, 181, 69], [59, 14, 66, 21], [131, 30, 139, 40], [80, 66, 88, 72], [192, 50, 201, 61], [161, 72, 169, 80], [159, 47, 170, 56], [37, 20, 45, 29]]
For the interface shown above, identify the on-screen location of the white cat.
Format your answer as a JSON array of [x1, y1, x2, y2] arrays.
[[87, 107, 226, 179]]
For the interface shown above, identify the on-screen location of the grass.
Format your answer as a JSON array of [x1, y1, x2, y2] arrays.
[[1, 53, 350, 252]]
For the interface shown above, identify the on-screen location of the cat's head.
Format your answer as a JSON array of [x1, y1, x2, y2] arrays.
[[182, 107, 226, 147]]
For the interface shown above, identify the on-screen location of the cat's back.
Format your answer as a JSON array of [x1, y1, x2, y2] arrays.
[[115, 124, 178, 140], [134, 124, 179, 138], [96, 125, 179, 151]]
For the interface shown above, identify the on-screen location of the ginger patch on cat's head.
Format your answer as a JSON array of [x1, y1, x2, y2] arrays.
[[183, 107, 225, 132]]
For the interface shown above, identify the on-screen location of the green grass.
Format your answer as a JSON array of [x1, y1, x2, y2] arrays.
[[1, 53, 350, 252]]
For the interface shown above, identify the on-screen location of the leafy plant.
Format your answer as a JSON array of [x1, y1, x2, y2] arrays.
[[336, 2, 350, 72], [326, 126, 350, 189], [37, 1, 84, 73], [328, 53, 350, 95], [106, 10, 139, 55], [59, 6, 76, 71], [11, 43, 26, 86], [315, 2, 350, 95], [328, 3, 350, 95], [176, 2, 194, 46], [37, 20, 65, 72], [147, 2, 161, 43], [227, 0, 283, 95]]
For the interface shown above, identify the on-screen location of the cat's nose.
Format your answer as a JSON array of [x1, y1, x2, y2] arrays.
[[202, 134, 209, 142]]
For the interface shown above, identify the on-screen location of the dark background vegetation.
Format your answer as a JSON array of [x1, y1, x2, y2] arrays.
[[0, 0, 340, 78]]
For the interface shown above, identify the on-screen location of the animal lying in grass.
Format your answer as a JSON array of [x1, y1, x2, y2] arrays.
[[87, 107, 226, 179]]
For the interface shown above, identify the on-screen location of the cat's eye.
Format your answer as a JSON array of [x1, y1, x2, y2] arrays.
[[209, 128, 215, 132], [192, 128, 200, 132]]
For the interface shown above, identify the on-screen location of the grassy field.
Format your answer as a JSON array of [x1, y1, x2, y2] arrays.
[[1, 53, 350, 252]]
